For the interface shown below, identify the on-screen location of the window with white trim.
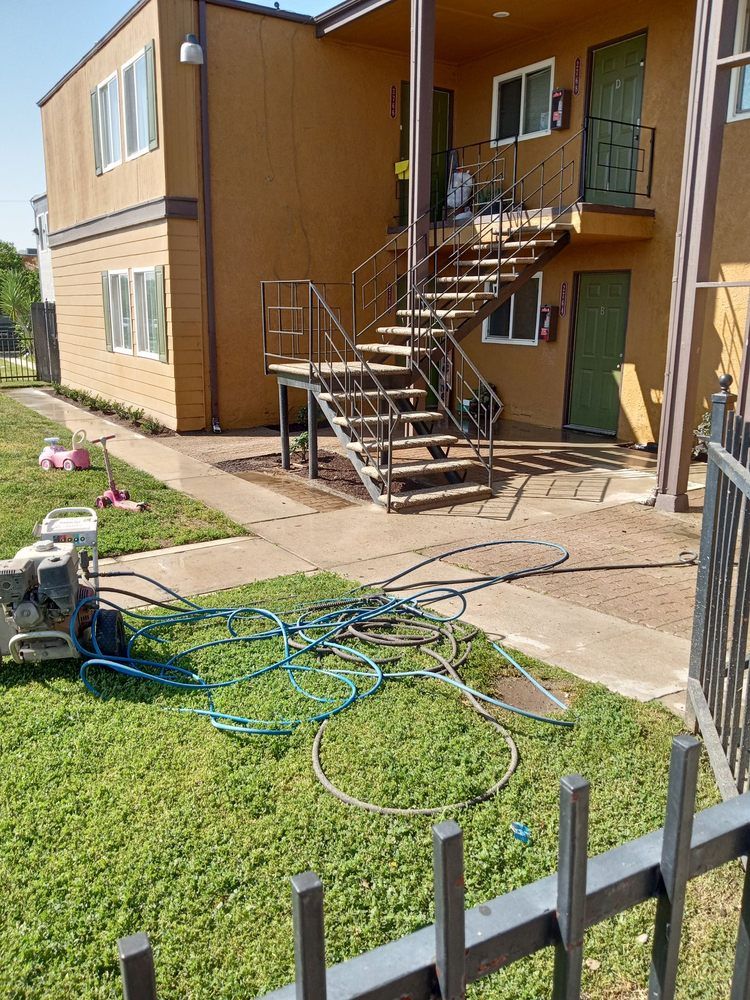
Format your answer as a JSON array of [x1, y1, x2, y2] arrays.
[[96, 73, 121, 170], [491, 59, 554, 144], [482, 274, 543, 345], [122, 48, 151, 158], [729, 0, 750, 121], [133, 268, 160, 357], [107, 271, 132, 352]]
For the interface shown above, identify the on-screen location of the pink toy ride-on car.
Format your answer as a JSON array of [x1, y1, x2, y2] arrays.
[[39, 430, 91, 472]]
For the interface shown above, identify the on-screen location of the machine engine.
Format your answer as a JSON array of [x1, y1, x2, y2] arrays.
[[0, 508, 124, 664], [0, 541, 95, 662]]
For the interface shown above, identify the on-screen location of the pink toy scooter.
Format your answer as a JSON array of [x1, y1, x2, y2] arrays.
[[92, 435, 150, 512], [39, 430, 91, 471]]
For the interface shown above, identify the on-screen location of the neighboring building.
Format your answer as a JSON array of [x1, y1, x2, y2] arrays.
[[38, 0, 750, 444], [31, 194, 55, 302]]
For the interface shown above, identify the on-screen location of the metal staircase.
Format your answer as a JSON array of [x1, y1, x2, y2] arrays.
[[262, 129, 584, 512]]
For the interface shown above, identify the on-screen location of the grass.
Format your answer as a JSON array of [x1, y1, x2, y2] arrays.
[[0, 571, 742, 1000], [0, 391, 245, 558]]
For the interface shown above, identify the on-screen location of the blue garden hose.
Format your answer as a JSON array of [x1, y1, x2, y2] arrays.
[[71, 539, 577, 810]]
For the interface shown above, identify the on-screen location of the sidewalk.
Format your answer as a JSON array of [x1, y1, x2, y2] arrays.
[[9, 387, 702, 714]]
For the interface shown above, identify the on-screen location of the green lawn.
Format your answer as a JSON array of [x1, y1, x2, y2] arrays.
[[0, 391, 245, 557], [0, 572, 741, 1000]]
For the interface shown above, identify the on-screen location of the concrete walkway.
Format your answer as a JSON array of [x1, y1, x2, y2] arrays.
[[9, 387, 703, 714]]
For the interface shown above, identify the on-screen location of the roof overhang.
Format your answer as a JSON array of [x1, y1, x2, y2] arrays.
[[314, 0, 396, 37]]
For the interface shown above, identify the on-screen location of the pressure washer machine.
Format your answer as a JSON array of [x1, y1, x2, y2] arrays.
[[0, 507, 126, 664]]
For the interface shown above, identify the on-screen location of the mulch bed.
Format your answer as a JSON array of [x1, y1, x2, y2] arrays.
[[216, 450, 420, 503]]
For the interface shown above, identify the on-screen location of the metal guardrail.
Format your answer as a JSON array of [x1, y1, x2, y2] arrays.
[[261, 279, 402, 510], [583, 115, 656, 200], [119, 735, 750, 1000], [688, 375, 750, 800]]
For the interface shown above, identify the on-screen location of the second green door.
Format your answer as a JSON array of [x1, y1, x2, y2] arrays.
[[568, 272, 630, 435]]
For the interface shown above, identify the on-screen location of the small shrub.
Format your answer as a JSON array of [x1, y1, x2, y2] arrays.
[[291, 430, 309, 461], [51, 384, 167, 435], [693, 410, 712, 460]]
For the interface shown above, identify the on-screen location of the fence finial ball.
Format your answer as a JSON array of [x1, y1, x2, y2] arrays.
[[719, 373, 734, 392]]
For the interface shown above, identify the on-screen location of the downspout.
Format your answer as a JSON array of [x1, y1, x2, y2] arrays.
[[198, 0, 221, 432]]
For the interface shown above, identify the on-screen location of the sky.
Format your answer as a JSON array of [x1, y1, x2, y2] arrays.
[[0, 0, 330, 251]]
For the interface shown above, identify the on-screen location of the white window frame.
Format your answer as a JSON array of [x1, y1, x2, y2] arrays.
[[121, 48, 150, 161], [491, 58, 555, 146], [482, 273, 543, 346], [729, 0, 750, 122], [132, 267, 160, 360], [96, 71, 122, 172], [107, 270, 132, 354]]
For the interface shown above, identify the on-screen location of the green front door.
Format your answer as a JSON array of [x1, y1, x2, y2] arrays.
[[568, 272, 630, 435], [585, 34, 646, 207], [399, 84, 453, 225]]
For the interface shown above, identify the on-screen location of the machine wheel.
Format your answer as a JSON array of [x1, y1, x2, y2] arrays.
[[40, 459, 53, 471], [96, 496, 112, 509], [94, 610, 127, 658], [62, 458, 75, 471], [121, 489, 131, 500]]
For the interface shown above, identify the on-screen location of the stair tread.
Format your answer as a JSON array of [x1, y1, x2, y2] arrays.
[[375, 326, 442, 336], [334, 411, 441, 426], [436, 274, 517, 283], [396, 309, 475, 318], [361, 458, 476, 480], [423, 292, 492, 301], [377, 482, 492, 510], [378, 326, 445, 340], [347, 433, 458, 453], [358, 343, 413, 356], [269, 361, 406, 376], [319, 388, 427, 402]]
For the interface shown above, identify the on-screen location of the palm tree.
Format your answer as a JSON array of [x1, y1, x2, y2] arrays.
[[0, 269, 33, 339]]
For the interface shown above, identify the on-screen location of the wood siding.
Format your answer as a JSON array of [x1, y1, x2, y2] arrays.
[[52, 217, 206, 430]]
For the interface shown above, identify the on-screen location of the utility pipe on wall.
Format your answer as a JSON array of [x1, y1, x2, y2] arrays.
[[198, 0, 222, 433]]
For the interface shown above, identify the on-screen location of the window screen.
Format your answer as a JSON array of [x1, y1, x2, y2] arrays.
[[523, 67, 552, 135], [108, 272, 132, 351], [123, 51, 150, 158], [134, 269, 160, 356], [496, 77, 522, 141], [485, 276, 541, 343]]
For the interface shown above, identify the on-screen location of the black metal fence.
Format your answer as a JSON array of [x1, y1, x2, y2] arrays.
[[688, 375, 750, 801], [0, 313, 37, 382], [119, 735, 750, 1000], [31, 301, 59, 384]]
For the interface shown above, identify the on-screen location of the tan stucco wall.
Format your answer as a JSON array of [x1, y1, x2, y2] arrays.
[[52, 217, 205, 430], [204, 3, 456, 428], [41, 0, 167, 234], [453, 0, 693, 441]]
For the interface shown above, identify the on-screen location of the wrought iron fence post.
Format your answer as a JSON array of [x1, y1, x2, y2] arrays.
[[648, 735, 700, 1000], [433, 821, 466, 1000], [292, 872, 327, 1000], [686, 374, 736, 731], [118, 933, 157, 1000], [552, 775, 589, 999]]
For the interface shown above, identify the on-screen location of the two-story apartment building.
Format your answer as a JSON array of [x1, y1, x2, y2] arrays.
[[38, 0, 750, 452]]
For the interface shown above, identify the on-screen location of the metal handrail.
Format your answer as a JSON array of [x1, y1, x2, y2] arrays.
[[355, 137, 519, 344], [412, 289, 500, 487], [262, 279, 402, 510]]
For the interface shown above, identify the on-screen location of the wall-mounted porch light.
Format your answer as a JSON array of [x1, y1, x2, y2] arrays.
[[180, 33, 204, 65]]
